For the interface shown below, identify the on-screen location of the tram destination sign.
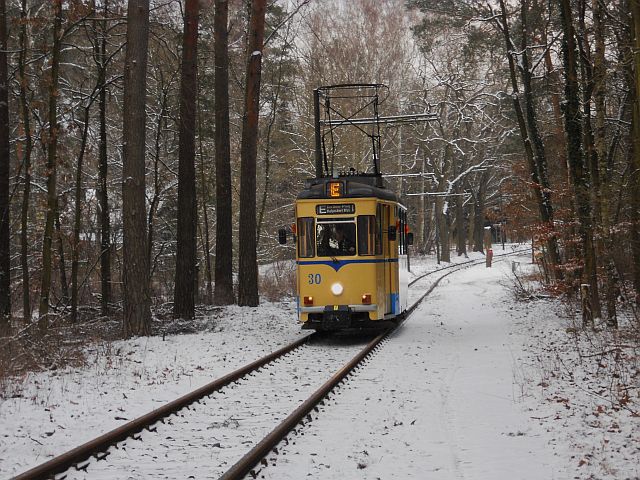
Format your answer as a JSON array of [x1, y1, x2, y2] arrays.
[[316, 203, 355, 215]]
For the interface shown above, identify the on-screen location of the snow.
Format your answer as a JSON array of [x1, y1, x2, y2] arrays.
[[1, 246, 638, 479], [258, 255, 560, 479]]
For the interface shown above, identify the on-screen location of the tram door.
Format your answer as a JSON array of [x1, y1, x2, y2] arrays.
[[383, 204, 392, 315]]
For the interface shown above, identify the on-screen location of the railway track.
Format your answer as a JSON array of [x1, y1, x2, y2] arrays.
[[13, 249, 527, 480]]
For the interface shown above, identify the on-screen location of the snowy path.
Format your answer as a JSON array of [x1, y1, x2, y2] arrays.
[[259, 259, 563, 479]]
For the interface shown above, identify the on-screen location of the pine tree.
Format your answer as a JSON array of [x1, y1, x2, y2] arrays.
[[238, 0, 267, 307], [213, 0, 235, 305], [122, 0, 151, 336], [0, 0, 9, 320], [174, 0, 199, 319]]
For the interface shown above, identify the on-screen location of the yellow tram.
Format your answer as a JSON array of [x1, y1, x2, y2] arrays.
[[280, 84, 416, 331]]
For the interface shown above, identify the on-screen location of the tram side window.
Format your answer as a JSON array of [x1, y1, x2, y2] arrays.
[[399, 210, 406, 255], [375, 204, 383, 255], [297, 217, 315, 258], [357, 216, 376, 256]]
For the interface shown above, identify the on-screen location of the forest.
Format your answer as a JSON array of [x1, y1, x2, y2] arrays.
[[0, 0, 639, 343]]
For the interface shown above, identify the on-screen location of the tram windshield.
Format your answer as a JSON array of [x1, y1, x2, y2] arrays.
[[316, 222, 356, 257]]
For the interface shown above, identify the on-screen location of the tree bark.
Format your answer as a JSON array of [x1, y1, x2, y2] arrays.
[[39, 0, 63, 327], [592, 0, 617, 326], [238, 0, 267, 306], [455, 186, 466, 256], [472, 176, 486, 253], [435, 198, 450, 262], [97, 0, 112, 316], [498, 0, 562, 278], [18, 0, 32, 321], [173, 0, 199, 319], [631, 0, 640, 306], [147, 83, 168, 279], [55, 205, 69, 305], [213, 0, 234, 305], [197, 105, 213, 304], [0, 0, 10, 320], [559, 0, 598, 327], [257, 35, 289, 246], [577, 0, 602, 319], [70, 103, 92, 322], [122, 0, 151, 337]]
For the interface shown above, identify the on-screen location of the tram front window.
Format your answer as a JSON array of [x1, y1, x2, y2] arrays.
[[316, 223, 356, 257]]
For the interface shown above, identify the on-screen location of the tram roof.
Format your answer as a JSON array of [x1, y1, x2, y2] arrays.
[[297, 175, 400, 203]]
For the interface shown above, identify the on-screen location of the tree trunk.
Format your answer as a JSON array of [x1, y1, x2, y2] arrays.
[[577, 0, 602, 319], [71, 104, 92, 322], [0, 0, 10, 320], [455, 187, 466, 256], [436, 197, 450, 262], [197, 106, 213, 304], [592, 0, 617, 327], [147, 85, 168, 279], [559, 0, 597, 327], [39, 0, 63, 327], [122, 0, 151, 337], [55, 205, 69, 305], [631, 0, 640, 307], [173, 0, 199, 319], [238, 0, 267, 307], [257, 31, 289, 246], [97, 0, 112, 316], [472, 177, 486, 253], [18, 0, 32, 321], [213, 0, 234, 305], [417, 156, 426, 252], [498, 0, 561, 279]]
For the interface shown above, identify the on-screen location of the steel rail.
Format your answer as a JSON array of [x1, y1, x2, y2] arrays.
[[12, 334, 313, 480], [220, 248, 530, 479], [14, 248, 529, 480], [408, 247, 530, 287], [219, 329, 388, 480]]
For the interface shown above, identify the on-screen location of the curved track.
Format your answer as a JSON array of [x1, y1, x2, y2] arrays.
[[220, 249, 527, 479], [13, 249, 527, 480]]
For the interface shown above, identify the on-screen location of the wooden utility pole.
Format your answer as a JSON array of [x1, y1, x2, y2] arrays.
[[174, 0, 199, 319], [238, 0, 267, 307], [122, 0, 151, 336]]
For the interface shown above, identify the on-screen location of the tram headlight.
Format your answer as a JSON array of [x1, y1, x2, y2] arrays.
[[331, 283, 343, 296]]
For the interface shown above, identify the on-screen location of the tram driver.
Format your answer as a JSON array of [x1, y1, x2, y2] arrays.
[[334, 224, 356, 255], [317, 223, 356, 256]]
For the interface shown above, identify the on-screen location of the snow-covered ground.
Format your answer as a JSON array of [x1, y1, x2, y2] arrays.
[[1, 246, 638, 479]]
